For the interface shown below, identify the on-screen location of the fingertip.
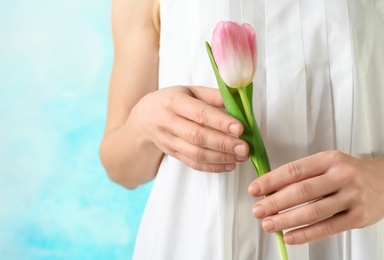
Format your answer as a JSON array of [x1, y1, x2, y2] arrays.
[[234, 144, 248, 157], [229, 123, 241, 136], [248, 181, 261, 196], [262, 218, 275, 232], [225, 163, 236, 171], [229, 121, 244, 136], [284, 233, 295, 245]]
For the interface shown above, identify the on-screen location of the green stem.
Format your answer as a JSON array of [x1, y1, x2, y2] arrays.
[[234, 88, 289, 259], [250, 153, 288, 259], [206, 42, 288, 260], [275, 231, 289, 260], [248, 124, 288, 260], [238, 87, 255, 130], [250, 153, 270, 177], [238, 86, 271, 176]]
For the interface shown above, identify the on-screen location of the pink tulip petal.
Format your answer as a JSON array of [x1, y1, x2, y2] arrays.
[[242, 23, 257, 76], [211, 21, 257, 88]]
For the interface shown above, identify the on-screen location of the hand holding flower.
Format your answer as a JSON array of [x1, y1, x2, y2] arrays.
[[135, 85, 249, 173], [249, 151, 384, 244]]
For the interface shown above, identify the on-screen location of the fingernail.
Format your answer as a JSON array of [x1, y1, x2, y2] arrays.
[[225, 164, 236, 171], [252, 205, 266, 218], [248, 182, 261, 195], [262, 219, 275, 232], [236, 155, 249, 161], [229, 124, 240, 135], [284, 234, 295, 244], [234, 144, 247, 156]]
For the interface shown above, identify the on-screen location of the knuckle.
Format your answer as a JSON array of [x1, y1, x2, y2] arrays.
[[319, 222, 334, 237], [348, 173, 362, 189], [285, 162, 304, 182], [300, 229, 312, 243], [161, 135, 175, 152], [208, 164, 223, 173], [327, 150, 348, 166], [276, 215, 290, 231], [346, 182, 365, 207], [181, 156, 204, 171], [352, 208, 369, 228], [189, 161, 202, 171], [220, 154, 228, 163], [163, 94, 177, 111], [262, 175, 274, 191], [218, 138, 231, 153], [267, 197, 280, 214], [306, 204, 324, 224], [295, 182, 313, 201], [193, 106, 209, 125], [154, 115, 170, 132], [193, 162, 226, 173], [343, 168, 361, 189], [170, 149, 180, 160], [219, 153, 232, 163], [188, 128, 205, 146], [218, 116, 229, 132], [189, 147, 205, 162]]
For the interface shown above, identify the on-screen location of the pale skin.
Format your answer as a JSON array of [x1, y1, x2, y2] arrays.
[[100, 0, 384, 246], [99, 0, 249, 189], [249, 151, 384, 245]]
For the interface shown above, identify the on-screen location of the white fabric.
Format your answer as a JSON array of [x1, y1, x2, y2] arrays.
[[133, 0, 384, 259]]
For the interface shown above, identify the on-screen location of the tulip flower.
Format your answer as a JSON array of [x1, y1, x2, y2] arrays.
[[211, 21, 257, 89], [206, 21, 289, 260]]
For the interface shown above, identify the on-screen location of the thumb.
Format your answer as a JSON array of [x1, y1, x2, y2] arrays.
[[188, 86, 224, 108]]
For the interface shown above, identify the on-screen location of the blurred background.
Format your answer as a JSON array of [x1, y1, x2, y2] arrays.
[[0, 1, 153, 259]]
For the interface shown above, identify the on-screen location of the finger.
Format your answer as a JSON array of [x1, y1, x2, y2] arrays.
[[260, 194, 348, 234], [175, 152, 237, 173], [164, 134, 238, 172], [170, 133, 247, 164], [169, 116, 249, 157], [170, 88, 244, 136], [252, 173, 340, 218], [188, 86, 225, 108], [283, 211, 351, 245], [249, 151, 334, 197]]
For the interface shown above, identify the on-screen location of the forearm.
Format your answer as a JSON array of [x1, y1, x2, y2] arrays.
[[99, 114, 163, 189], [101, 0, 161, 189]]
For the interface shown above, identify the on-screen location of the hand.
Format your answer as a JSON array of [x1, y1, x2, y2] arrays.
[[131, 85, 249, 172], [248, 151, 384, 245]]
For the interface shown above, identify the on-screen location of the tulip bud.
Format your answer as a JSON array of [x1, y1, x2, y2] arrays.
[[211, 21, 257, 89]]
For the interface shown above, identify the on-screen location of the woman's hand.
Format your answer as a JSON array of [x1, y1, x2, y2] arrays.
[[248, 151, 384, 244], [131, 85, 249, 173]]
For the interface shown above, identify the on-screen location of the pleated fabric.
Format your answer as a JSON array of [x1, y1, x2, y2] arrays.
[[133, 0, 384, 259]]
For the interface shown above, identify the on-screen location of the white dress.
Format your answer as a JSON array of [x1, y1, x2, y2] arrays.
[[133, 0, 384, 259]]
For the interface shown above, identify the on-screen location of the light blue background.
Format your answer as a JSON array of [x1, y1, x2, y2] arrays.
[[0, 1, 152, 259]]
